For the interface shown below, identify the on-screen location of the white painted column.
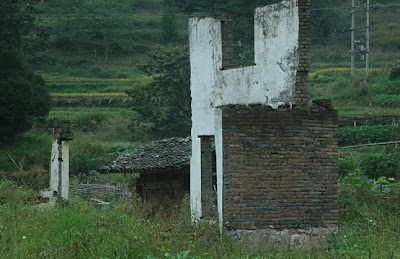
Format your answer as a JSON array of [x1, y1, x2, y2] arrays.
[[60, 141, 69, 200], [189, 17, 222, 220], [49, 140, 59, 193], [190, 137, 202, 219], [214, 109, 224, 231]]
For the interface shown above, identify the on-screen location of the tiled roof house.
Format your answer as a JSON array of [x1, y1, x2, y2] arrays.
[[101, 137, 191, 201]]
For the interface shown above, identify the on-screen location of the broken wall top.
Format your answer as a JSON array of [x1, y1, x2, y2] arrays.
[[189, 0, 310, 109], [53, 120, 73, 141]]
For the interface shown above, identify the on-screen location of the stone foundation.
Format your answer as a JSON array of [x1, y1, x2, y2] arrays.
[[226, 227, 336, 249]]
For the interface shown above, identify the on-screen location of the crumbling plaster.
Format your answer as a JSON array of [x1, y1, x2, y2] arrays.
[[190, 0, 300, 224]]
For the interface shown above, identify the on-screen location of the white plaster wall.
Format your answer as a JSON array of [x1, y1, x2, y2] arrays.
[[215, 0, 299, 108], [189, 0, 299, 222], [254, 0, 299, 106]]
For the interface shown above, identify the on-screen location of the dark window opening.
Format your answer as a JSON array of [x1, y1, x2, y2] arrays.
[[199, 135, 218, 219]]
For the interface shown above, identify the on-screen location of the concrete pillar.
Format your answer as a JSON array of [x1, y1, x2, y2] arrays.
[[49, 139, 59, 193], [60, 141, 69, 200], [48, 120, 72, 200]]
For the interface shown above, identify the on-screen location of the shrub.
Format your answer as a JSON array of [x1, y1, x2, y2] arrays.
[[339, 172, 399, 225], [372, 94, 400, 107], [360, 152, 400, 179], [0, 51, 51, 143], [389, 67, 400, 80], [385, 79, 400, 94], [70, 141, 109, 177], [338, 154, 360, 176], [338, 125, 395, 146], [0, 129, 51, 172], [0, 179, 36, 206], [0, 166, 48, 190]]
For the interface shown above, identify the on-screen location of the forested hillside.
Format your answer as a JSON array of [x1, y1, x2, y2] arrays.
[[23, 0, 399, 75]]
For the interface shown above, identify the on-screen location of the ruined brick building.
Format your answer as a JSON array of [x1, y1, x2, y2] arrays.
[[189, 0, 338, 245]]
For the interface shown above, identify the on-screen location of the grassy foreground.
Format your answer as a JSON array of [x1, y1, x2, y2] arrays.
[[0, 176, 398, 259]]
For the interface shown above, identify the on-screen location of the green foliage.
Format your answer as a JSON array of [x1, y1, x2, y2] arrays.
[[339, 172, 399, 223], [29, 0, 164, 68], [0, 62, 50, 141], [311, 0, 347, 44], [147, 250, 205, 259], [372, 94, 400, 107], [0, 166, 48, 191], [335, 173, 399, 259], [0, 178, 399, 258], [0, 0, 51, 143], [338, 125, 396, 146], [161, 1, 181, 45], [0, 129, 51, 173], [383, 79, 400, 94], [389, 67, 400, 80], [360, 152, 400, 179], [108, 144, 141, 157], [338, 145, 400, 180], [0, 180, 36, 207], [126, 46, 190, 141], [70, 141, 109, 176], [0, 0, 39, 51]]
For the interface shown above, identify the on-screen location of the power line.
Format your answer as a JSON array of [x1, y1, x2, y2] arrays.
[[31, 3, 395, 18]]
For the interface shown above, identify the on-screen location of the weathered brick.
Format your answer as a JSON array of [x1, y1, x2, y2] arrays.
[[221, 101, 338, 231]]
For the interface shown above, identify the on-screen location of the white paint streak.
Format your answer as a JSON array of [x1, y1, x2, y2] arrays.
[[189, 0, 299, 224]]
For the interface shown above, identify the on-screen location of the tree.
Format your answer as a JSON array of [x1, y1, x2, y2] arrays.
[[0, 0, 39, 51], [126, 46, 190, 141], [311, 0, 347, 44], [34, 0, 154, 61], [0, 0, 51, 143], [160, 8, 180, 45], [0, 52, 51, 143]]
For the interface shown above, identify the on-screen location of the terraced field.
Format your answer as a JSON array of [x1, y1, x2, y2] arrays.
[[44, 72, 151, 108]]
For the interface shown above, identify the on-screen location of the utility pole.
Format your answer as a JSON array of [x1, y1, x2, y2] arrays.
[[366, 0, 370, 78], [350, 0, 370, 77], [351, 0, 355, 76]]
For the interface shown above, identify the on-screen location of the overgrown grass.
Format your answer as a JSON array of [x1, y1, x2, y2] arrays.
[[0, 175, 398, 259], [309, 67, 400, 116], [339, 144, 400, 179], [0, 129, 51, 174]]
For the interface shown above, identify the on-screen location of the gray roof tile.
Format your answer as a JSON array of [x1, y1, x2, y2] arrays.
[[100, 137, 191, 174]]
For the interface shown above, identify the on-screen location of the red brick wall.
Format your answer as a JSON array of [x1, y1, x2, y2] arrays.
[[295, 0, 311, 105], [221, 101, 338, 230]]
